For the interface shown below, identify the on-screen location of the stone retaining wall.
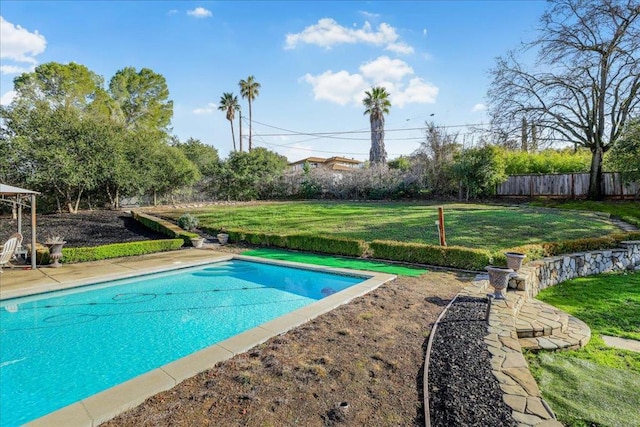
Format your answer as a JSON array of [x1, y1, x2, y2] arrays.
[[509, 241, 640, 298]]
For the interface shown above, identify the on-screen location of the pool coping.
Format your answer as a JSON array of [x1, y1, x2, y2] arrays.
[[10, 253, 395, 427]]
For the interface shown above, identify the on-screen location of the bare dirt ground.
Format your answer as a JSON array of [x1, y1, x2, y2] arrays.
[[2, 210, 471, 426], [0, 210, 167, 247], [103, 272, 467, 427]]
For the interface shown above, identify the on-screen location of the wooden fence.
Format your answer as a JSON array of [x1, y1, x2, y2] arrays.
[[496, 172, 639, 199]]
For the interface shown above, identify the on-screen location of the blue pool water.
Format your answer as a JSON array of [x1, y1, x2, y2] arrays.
[[0, 260, 363, 426]]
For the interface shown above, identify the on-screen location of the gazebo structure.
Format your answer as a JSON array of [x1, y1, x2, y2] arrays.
[[0, 184, 39, 269]]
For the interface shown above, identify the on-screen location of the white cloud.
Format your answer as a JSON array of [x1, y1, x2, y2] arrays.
[[187, 7, 212, 18], [359, 56, 413, 82], [0, 64, 31, 75], [302, 56, 438, 108], [193, 103, 216, 114], [0, 90, 16, 106], [392, 78, 438, 107], [0, 16, 46, 64], [301, 70, 368, 105], [359, 11, 381, 20], [385, 42, 414, 55], [167, 9, 178, 15], [472, 103, 487, 112], [285, 18, 412, 54]]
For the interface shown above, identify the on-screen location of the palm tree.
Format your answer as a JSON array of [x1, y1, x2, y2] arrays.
[[238, 75, 261, 151], [363, 87, 391, 164], [218, 92, 240, 152]]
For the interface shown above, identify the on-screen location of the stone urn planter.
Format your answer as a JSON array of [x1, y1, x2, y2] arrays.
[[190, 237, 205, 249], [45, 240, 66, 268], [486, 265, 514, 300], [505, 252, 526, 272], [217, 233, 229, 245]]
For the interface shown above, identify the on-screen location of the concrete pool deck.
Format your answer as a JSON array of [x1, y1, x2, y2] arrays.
[[0, 249, 395, 427]]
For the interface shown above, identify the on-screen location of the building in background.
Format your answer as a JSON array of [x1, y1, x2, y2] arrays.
[[289, 156, 363, 172]]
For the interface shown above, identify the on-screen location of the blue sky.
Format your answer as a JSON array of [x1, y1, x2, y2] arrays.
[[0, 1, 547, 162]]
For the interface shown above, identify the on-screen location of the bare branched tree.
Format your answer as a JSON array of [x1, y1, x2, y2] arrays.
[[488, 0, 640, 200]]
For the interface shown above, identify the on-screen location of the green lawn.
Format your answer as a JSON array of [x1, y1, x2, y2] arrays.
[[161, 201, 617, 252], [527, 271, 640, 427], [529, 199, 640, 228]]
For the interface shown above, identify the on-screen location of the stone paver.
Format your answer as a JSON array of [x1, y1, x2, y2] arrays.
[[602, 335, 640, 352]]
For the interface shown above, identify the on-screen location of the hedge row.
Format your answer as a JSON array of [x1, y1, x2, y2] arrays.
[[369, 240, 492, 271], [496, 230, 640, 265], [202, 227, 367, 258], [37, 239, 184, 265], [132, 211, 198, 245]]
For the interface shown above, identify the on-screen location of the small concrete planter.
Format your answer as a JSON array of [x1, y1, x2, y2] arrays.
[[505, 252, 526, 272], [217, 233, 229, 245], [190, 237, 205, 249], [45, 241, 66, 268], [486, 265, 514, 300]]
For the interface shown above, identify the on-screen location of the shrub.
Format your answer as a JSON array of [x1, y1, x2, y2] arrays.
[[497, 231, 640, 264], [286, 234, 366, 257], [132, 211, 198, 245], [177, 213, 199, 231], [61, 239, 184, 263], [369, 240, 492, 270], [212, 227, 366, 257]]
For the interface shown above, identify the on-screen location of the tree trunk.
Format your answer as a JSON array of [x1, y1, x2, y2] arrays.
[[521, 117, 528, 152], [248, 100, 252, 151], [369, 118, 387, 164], [587, 145, 604, 200], [229, 119, 237, 152]]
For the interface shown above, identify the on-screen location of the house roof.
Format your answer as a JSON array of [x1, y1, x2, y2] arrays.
[[289, 156, 363, 166], [288, 157, 327, 166], [324, 156, 362, 164]]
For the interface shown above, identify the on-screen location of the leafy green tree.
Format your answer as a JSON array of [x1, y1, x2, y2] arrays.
[[452, 145, 507, 200], [12, 62, 107, 112], [606, 118, 640, 197], [109, 67, 173, 131], [387, 156, 411, 171], [238, 76, 261, 151], [172, 137, 219, 176], [220, 148, 287, 200], [147, 144, 201, 205], [3, 105, 118, 212], [363, 86, 391, 164], [217, 92, 240, 152], [503, 148, 591, 174], [489, 0, 640, 200]]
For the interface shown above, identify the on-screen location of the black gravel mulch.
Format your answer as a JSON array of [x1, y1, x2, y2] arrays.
[[0, 210, 167, 247], [428, 296, 517, 427]]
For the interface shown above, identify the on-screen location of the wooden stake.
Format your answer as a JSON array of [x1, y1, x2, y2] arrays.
[[438, 206, 447, 246]]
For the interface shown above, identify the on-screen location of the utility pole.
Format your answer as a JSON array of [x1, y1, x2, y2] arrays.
[[239, 110, 243, 152]]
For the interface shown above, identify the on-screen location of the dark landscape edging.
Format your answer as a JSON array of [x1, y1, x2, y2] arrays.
[[425, 240, 640, 426]]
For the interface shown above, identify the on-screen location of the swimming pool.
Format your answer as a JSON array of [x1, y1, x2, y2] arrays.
[[0, 258, 376, 426]]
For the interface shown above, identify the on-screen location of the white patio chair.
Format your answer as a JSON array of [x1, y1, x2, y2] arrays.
[[0, 233, 22, 273]]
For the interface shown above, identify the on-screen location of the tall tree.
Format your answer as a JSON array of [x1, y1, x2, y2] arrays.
[[11, 62, 110, 114], [109, 67, 173, 131], [238, 75, 261, 151], [488, 0, 640, 200], [606, 117, 640, 197], [217, 92, 240, 152], [363, 86, 391, 164]]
